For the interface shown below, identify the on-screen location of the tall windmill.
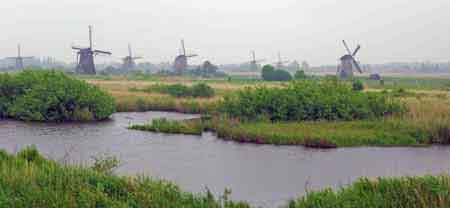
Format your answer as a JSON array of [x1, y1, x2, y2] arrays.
[[72, 25, 111, 75], [249, 50, 265, 71], [274, 52, 289, 69], [173, 39, 197, 74], [337, 40, 362, 79], [122, 43, 142, 70], [5, 44, 34, 70]]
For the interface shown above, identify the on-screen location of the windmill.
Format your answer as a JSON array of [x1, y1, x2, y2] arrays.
[[122, 43, 142, 70], [337, 40, 362, 79], [274, 52, 289, 69], [288, 60, 301, 71], [5, 44, 34, 70], [248, 50, 265, 71], [72, 25, 111, 75], [173, 39, 197, 74]]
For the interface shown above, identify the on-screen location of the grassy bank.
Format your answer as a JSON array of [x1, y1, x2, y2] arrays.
[[90, 77, 450, 147], [129, 117, 429, 148], [0, 147, 249, 208], [288, 175, 450, 208]]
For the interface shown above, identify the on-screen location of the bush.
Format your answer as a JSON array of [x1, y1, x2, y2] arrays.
[[0, 70, 115, 122], [294, 70, 307, 80], [220, 80, 404, 121], [145, 83, 215, 98], [262, 65, 292, 81], [352, 79, 364, 91]]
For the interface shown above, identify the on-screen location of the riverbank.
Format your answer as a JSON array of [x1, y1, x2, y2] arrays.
[[0, 147, 249, 208], [288, 175, 450, 208], [91, 78, 450, 148], [2, 147, 450, 208]]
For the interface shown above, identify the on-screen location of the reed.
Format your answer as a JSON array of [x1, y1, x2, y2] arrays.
[[0, 147, 249, 208], [288, 175, 450, 208]]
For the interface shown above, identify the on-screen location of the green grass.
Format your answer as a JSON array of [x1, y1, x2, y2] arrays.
[[130, 117, 430, 148], [211, 118, 429, 147], [0, 147, 249, 208], [129, 118, 203, 135], [362, 76, 450, 90], [288, 175, 450, 208]]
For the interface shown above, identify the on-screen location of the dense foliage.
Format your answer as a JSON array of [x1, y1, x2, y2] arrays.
[[145, 83, 215, 98], [288, 175, 450, 208], [294, 70, 307, 80], [221, 80, 404, 121], [0, 70, 115, 121], [261, 65, 292, 81], [0, 147, 249, 208], [352, 79, 364, 91]]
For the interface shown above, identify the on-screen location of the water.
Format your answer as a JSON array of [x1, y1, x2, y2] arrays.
[[1, 111, 450, 207]]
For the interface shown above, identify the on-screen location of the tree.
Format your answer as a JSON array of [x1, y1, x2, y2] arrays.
[[262, 65, 292, 81], [294, 70, 306, 80]]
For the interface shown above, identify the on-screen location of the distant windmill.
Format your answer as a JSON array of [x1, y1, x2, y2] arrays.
[[72, 25, 111, 75], [173, 39, 197, 74], [5, 44, 34, 70], [289, 60, 301, 71], [337, 40, 362, 79], [122, 43, 142, 70], [249, 50, 265, 71], [274, 52, 289, 69]]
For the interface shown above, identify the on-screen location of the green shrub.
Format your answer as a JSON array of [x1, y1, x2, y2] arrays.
[[352, 79, 364, 91], [294, 70, 307, 80], [220, 80, 404, 121], [191, 83, 215, 97], [262, 65, 292, 81], [0, 70, 115, 122], [144, 83, 215, 98]]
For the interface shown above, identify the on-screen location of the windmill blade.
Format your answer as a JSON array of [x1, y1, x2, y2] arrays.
[[128, 43, 133, 57], [342, 40, 352, 55], [93, 50, 112, 55], [352, 45, 361, 56], [5, 57, 18, 60], [186, 54, 197, 58], [22, 56, 35, 59], [352, 58, 363, 73], [71, 46, 85, 50], [181, 39, 186, 55], [132, 56, 143, 60]]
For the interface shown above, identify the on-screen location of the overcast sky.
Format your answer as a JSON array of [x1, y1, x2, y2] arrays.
[[0, 0, 449, 66]]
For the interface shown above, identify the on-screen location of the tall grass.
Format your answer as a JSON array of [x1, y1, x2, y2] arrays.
[[0, 147, 249, 208], [288, 175, 450, 208], [130, 116, 429, 148], [129, 118, 203, 135]]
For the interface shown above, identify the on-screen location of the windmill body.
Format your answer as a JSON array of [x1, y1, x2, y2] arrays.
[[72, 26, 111, 75], [5, 44, 34, 70], [173, 39, 197, 74], [249, 50, 265, 71], [122, 44, 142, 71], [337, 40, 362, 79], [275, 52, 289, 69], [338, 55, 355, 78]]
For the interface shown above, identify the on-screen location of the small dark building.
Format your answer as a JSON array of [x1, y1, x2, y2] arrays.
[[369, 73, 382, 80]]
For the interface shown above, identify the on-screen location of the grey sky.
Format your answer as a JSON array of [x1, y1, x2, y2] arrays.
[[1, 0, 449, 66]]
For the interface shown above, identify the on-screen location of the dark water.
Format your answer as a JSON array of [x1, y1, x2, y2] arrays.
[[1, 111, 450, 207]]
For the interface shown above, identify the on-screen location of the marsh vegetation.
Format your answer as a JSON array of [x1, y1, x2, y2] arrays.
[[0, 71, 115, 122]]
